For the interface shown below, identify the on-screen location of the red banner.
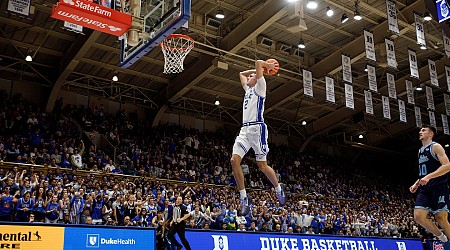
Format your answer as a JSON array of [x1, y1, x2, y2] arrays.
[[50, 0, 131, 36]]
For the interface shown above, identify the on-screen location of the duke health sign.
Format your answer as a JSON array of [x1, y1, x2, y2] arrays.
[[63, 227, 154, 250], [180, 230, 423, 250]]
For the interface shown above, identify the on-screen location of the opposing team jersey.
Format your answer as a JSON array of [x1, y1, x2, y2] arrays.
[[418, 142, 446, 189], [242, 77, 266, 124]]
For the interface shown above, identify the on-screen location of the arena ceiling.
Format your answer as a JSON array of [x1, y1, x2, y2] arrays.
[[0, 0, 449, 154]]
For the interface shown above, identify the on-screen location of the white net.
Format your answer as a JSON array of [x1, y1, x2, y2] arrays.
[[160, 34, 194, 74]]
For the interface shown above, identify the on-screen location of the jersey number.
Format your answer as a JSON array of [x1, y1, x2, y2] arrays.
[[419, 164, 427, 176], [244, 100, 249, 110]]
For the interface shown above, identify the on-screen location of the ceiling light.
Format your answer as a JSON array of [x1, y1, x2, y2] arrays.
[[354, 10, 362, 20], [364, 65, 368, 72], [25, 55, 32, 62], [215, 9, 225, 19], [424, 11, 432, 21], [215, 100, 220, 106], [445, 144, 449, 148], [358, 134, 364, 139], [326, 7, 334, 17], [302, 121, 307, 125], [306, 0, 318, 9], [287, 0, 299, 2], [341, 13, 349, 23], [420, 44, 427, 50], [415, 86, 423, 91], [298, 39, 305, 49], [112, 75, 118, 82]]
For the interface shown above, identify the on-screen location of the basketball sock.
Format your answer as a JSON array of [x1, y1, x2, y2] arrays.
[[275, 184, 282, 194], [438, 233, 448, 243], [240, 189, 247, 199]]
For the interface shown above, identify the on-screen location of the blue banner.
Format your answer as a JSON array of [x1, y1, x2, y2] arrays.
[[177, 230, 423, 250], [64, 227, 155, 250]]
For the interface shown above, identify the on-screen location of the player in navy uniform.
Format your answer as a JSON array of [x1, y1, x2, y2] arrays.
[[230, 59, 286, 216], [410, 125, 450, 249]]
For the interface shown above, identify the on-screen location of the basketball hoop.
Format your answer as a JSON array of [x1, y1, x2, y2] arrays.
[[160, 34, 194, 74]]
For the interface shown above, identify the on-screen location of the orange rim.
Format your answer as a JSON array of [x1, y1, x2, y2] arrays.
[[160, 34, 194, 51]]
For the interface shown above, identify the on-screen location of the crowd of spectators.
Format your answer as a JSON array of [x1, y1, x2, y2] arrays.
[[0, 92, 432, 244]]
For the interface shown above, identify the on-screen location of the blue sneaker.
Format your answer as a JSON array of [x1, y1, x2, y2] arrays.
[[276, 184, 286, 206], [240, 195, 252, 216]]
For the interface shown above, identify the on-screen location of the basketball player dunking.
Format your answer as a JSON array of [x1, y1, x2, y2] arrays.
[[410, 125, 450, 249], [231, 59, 286, 216]]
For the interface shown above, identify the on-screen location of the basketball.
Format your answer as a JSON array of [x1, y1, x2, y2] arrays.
[[264, 58, 280, 75]]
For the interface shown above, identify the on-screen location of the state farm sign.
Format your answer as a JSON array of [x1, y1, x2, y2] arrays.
[[51, 0, 131, 36]]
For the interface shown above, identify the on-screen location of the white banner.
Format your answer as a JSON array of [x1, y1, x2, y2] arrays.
[[364, 90, 374, 115], [398, 99, 407, 123], [408, 49, 419, 78], [7, 0, 30, 16], [303, 69, 313, 98], [367, 65, 377, 92], [342, 54, 352, 83], [386, 0, 399, 34], [364, 30, 376, 61], [426, 86, 435, 110], [443, 114, 450, 135], [446, 65, 450, 92], [387, 73, 397, 99], [428, 59, 439, 87], [325, 76, 335, 104], [415, 13, 426, 48], [415, 106, 422, 128], [444, 32, 450, 58], [382, 96, 391, 119], [445, 93, 450, 116], [385, 38, 397, 69], [429, 111, 436, 128], [64, 22, 84, 33], [345, 84, 354, 110], [406, 80, 415, 105]]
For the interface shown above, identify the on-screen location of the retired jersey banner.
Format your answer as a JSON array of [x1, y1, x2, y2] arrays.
[[408, 49, 419, 79], [385, 38, 397, 69], [406, 80, 415, 105], [303, 69, 313, 98], [364, 30, 376, 61], [446, 65, 450, 92], [442, 114, 450, 135], [429, 110, 437, 128], [325, 76, 335, 104], [415, 13, 426, 48], [415, 106, 422, 128], [8, 0, 31, 16], [399, 99, 407, 123], [386, 0, 399, 34], [428, 59, 439, 87], [345, 83, 354, 110], [342, 54, 352, 83], [445, 33, 450, 58], [445, 93, 450, 116], [364, 90, 374, 115], [426, 86, 435, 110], [382, 96, 391, 119], [367, 64, 377, 92], [387, 73, 397, 99]]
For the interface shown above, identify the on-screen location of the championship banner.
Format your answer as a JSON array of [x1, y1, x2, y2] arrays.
[[387, 73, 397, 99], [408, 49, 419, 78], [364, 30, 376, 61], [429, 110, 437, 128], [442, 114, 450, 135], [385, 38, 397, 69], [8, 0, 31, 16], [426, 86, 435, 110], [415, 13, 426, 48], [406, 80, 415, 105], [303, 69, 314, 98], [325, 76, 335, 104], [428, 59, 439, 87], [342, 54, 352, 83], [399, 99, 407, 123], [364, 90, 374, 115], [415, 106, 422, 128], [386, 0, 399, 34], [367, 64, 377, 92], [445, 33, 450, 58], [446, 65, 450, 92], [382, 96, 391, 119], [345, 83, 354, 110], [64, 21, 83, 33], [445, 93, 450, 115]]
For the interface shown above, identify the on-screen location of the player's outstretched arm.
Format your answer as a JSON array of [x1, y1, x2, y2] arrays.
[[419, 144, 450, 185], [255, 60, 274, 79]]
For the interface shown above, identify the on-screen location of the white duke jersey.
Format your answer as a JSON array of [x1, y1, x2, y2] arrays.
[[242, 77, 266, 124]]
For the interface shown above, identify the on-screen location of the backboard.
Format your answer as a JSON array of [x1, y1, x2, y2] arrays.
[[119, 0, 190, 68]]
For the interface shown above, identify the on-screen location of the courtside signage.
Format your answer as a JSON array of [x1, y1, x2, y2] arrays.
[[0, 225, 64, 249], [50, 0, 131, 36]]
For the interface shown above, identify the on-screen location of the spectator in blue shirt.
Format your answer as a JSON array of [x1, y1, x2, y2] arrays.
[[15, 190, 34, 222], [45, 195, 61, 223], [0, 187, 15, 221]]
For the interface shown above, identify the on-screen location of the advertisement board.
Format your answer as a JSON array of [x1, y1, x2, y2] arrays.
[[178, 230, 423, 250], [0, 225, 64, 249]]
